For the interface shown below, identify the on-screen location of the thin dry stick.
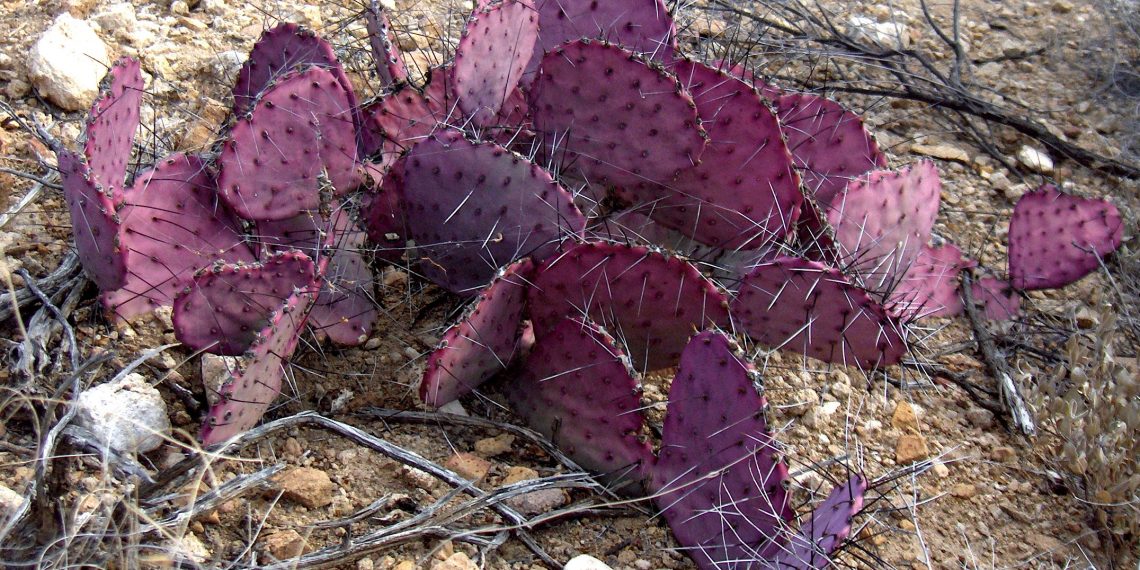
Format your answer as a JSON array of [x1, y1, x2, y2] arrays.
[[144, 412, 561, 566], [960, 274, 1036, 436]]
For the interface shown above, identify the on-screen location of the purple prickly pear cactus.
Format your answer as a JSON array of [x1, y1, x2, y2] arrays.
[[503, 316, 654, 483], [1007, 184, 1124, 291], [887, 242, 973, 320], [769, 91, 887, 206], [651, 330, 792, 567], [731, 256, 907, 368], [523, 0, 676, 84], [365, 0, 410, 89], [360, 157, 409, 263], [970, 277, 1021, 321], [85, 57, 143, 202], [768, 475, 867, 569], [421, 259, 534, 407], [402, 130, 586, 292], [105, 153, 255, 320], [615, 60, 803, 250], [232, 23, 357, 119], [529, 241, 731, 371], [452, 0, 538, 126], [172, 250, 317, 356], [529, 41, 707, 189], [361, 71, 456, 168], [827, 161, 941, 293], [307, 214, 377, 346], [218, 66, 359, 221], [58, 149, 128, 291], [199, 288, 315, 445]]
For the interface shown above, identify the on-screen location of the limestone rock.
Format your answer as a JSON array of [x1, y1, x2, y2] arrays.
[[270, 467, 335, 508], [28, 14, 111, 111], [444, 452, 491, 481], [76, 372, 171, 454], [895, 434, 930, 464], [564, 554, 614, 570], [261, 529, 309, 561]]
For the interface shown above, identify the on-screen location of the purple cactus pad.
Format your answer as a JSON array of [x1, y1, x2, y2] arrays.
[[970, 277, 1021, 321], [58, 149, 127, 291], [616, 60, 802, 250], [731, 256, 908, 368], [360, 158, 409, 263], [452, 0, 538, 126], [84, 57, 143, 201], [767, 474, 867, 569], [365, 0, 410, 89], [772, 92, 887, 207], [307, 215, 377, 346], [1007, 185, 1124, 290], [503, 316, 654, 483], [530, 41, 706, 189], [402, 130, 586, 293], [105, 153, 255, 320], [887, 243, 973, 320], [420, 259, 534, 406], [524, 0, 676, 83], [826, 161, 941, 294], [172, 250, 317, 356], [218, 66, 359, 221], [651, 330, 792, 567], [528, 241, 730, 371], [232, 23, 356, 118], [361, 72, 456, 168], [199, 289, 315, 445]]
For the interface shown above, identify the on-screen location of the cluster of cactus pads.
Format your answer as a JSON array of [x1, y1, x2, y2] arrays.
[[57, 0, 1124, 567]]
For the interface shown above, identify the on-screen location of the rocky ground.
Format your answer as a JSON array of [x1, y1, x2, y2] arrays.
[[0, 0, 1137, 569]]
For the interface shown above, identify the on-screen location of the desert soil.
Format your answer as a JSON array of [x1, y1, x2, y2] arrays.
[[0, 0, 1137, 569]]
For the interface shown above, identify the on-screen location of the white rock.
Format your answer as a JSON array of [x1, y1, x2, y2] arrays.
[[564, 554, 613, 570], [76, 372, 171, 454], [846, 16, 911, 50], [201, 354, 239, 406], [94, 3, 137, 40], [28, 14, 111, 111], [0, 483, 26, 516], [438, 400, 469, 417], [1016, 145, 1054, 174]]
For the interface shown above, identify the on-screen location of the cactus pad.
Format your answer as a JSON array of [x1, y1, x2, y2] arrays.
[[616, 60, 801, 250], [360, 158, 409, 263], [529, 241, 730, 371], [731, 256, 907, 368], [106, 154, 255, 320], [827, 161, 941, 293], [58, 149, 127, 291], [1007, 185, 1124, 290], [308, 216, 377, 346], [172, 251, 317, 356], [199, 288, 315, 445], [365, 0, 409, 89], [218, 66, 359, 221], [420, 259, 534, 406], [769, 474, 867, 569], [651, 330, 792, 566], [361, 72, 455, 167], [970, 277, 1021, 321], [526, 0, 676, 81], [403, 130, 586, 292], [773, 92, 887, 206], [452, 0, 538, 126], [887, 243, 972, 320], [530, 41, 706, 189], [85, 57, 143, 201], [504, 316, 654, 483], [232, 23, 352, 117]]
